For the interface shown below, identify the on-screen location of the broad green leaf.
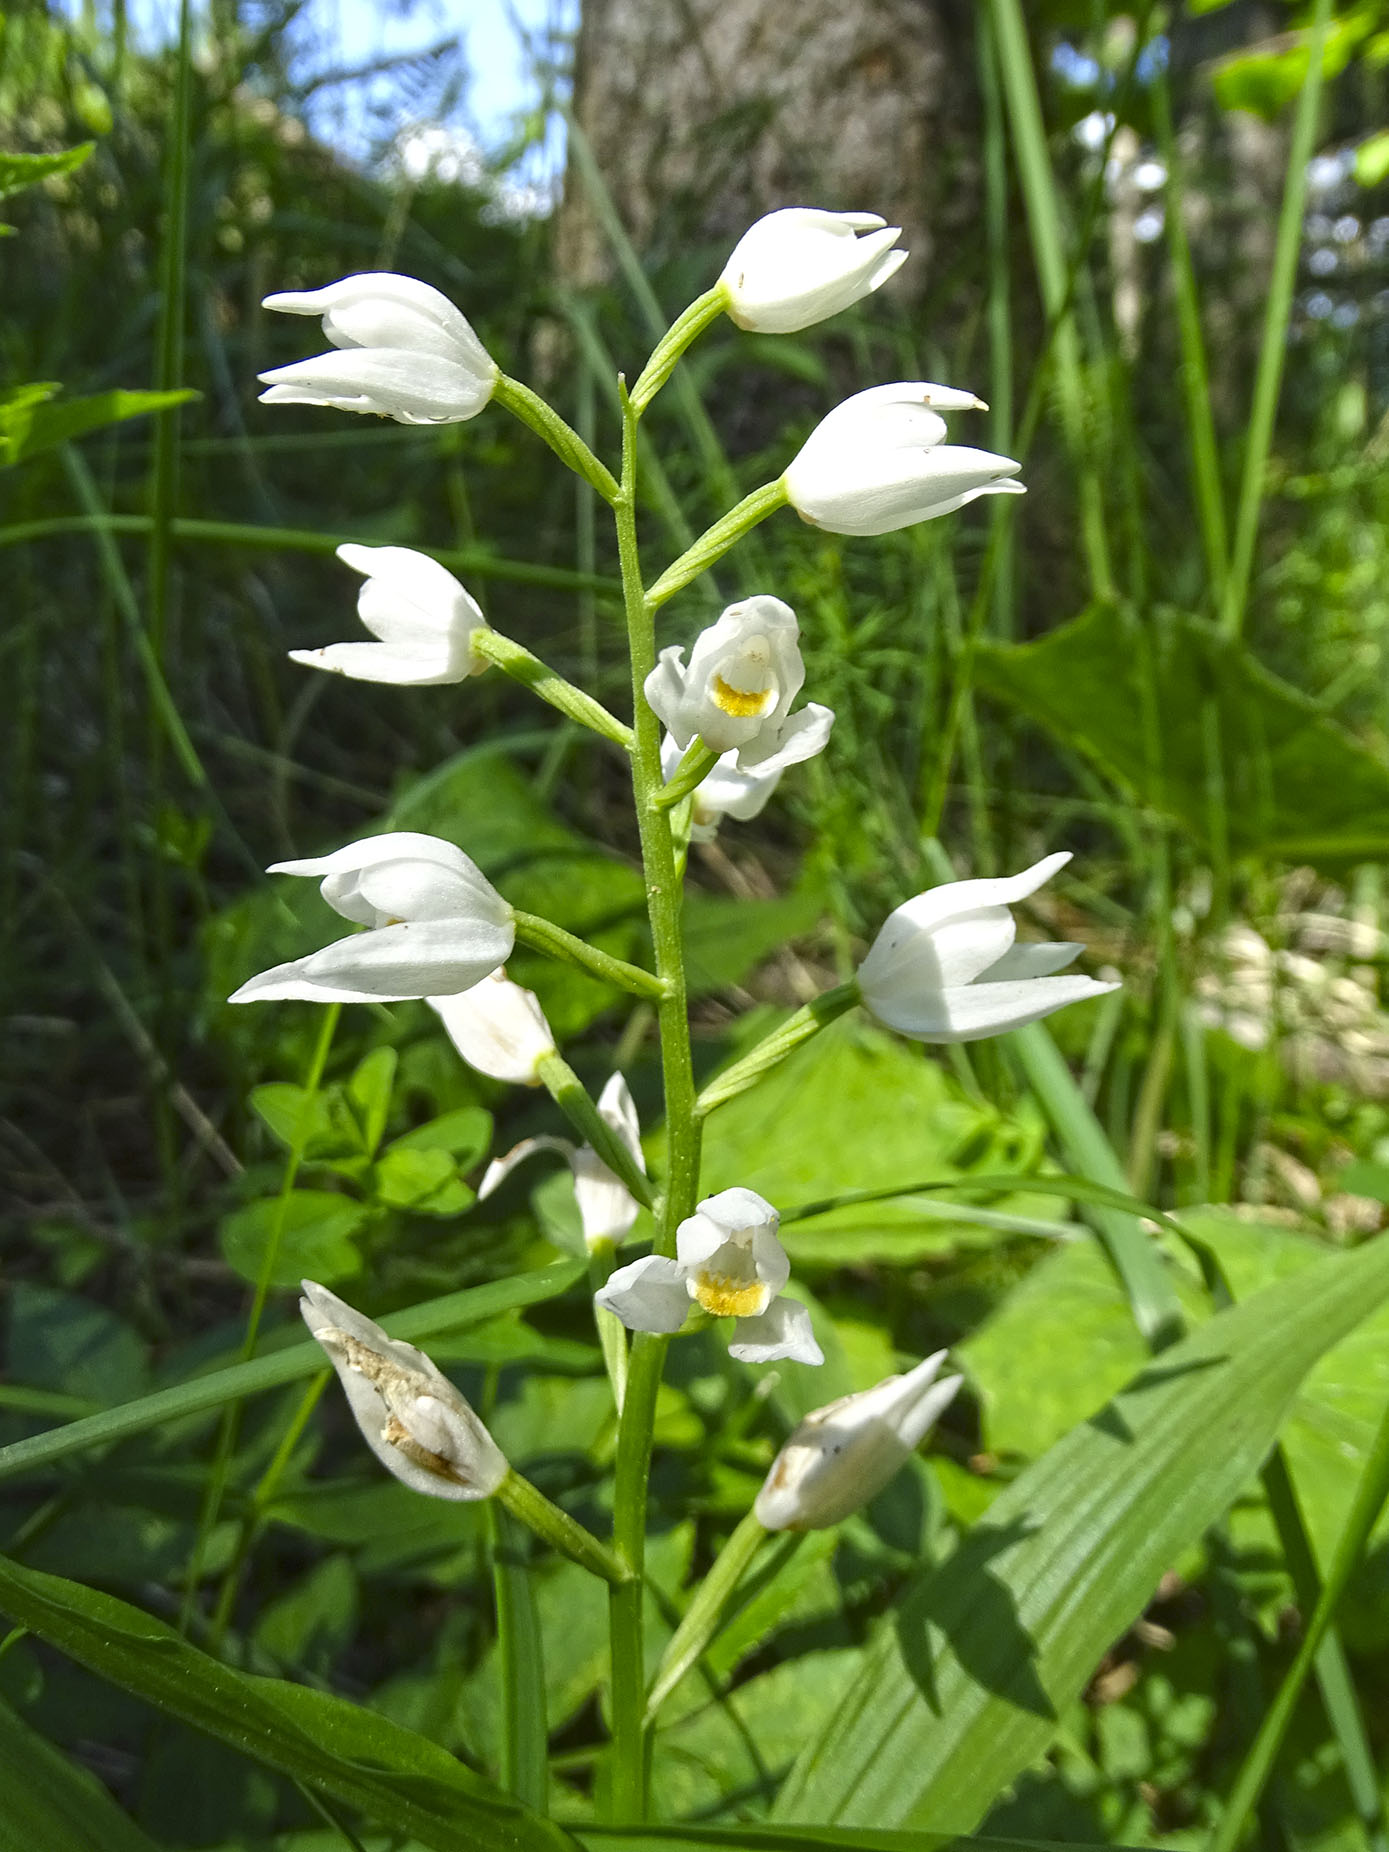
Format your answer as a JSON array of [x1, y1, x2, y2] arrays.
[[699, 1017, 1058, 1262], [1356, 127, 1389, 186], [1337, 1159, 1389, 1204], [577, 1833, 1161, 1852], [0, 1557, 572, 1852], [0, 1262, 585, 1484], [975, 607, 1389, 872], [250, 1082, 362, 1159], [0, 144, 94, 199], [0, 382, 60, 461], [373, 1146, 473, 1217], [774, 1228, 1389, 1831], [0, 1697, 161, 1852], [350, 1046, 398, 1155], [6, 1283, 148, 1404], [391, 1106, 493, 1167], [219, 1190, 367, 1287], [682, 883, 826, 997], [7, 388, 197, 463]]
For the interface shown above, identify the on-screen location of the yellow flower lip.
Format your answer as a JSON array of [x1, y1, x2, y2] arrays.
[[711, 672, 775, 719], [691, 1271, 771, 1319]]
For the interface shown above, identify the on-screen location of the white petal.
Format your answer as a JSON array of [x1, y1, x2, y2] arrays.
[[573, 1148, 640, 1248], [870, 973, 1120, 1043], [730, 1294, 824, 1365], [478, 1135, 577, 1199], [981, 940, 1084, 980], [735, 700, 834, 772], [857, 853, 1071, 997], [289, 643, 465, 686], [644, 647, 693, 745], [268, 831, 471, 883], [676, 1187, 779, 1268], [258, 349, 494, 424], [276, 916, 513, 1003], [228, 955, 397, 1006], [430, 972, 555, 1084], [353, 854, 510, 927], [720, 211, 908, 335], [595, 1255, 691, 1334]]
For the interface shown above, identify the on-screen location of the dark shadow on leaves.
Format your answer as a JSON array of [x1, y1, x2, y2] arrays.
[[893, 1515, 1054, 1721]]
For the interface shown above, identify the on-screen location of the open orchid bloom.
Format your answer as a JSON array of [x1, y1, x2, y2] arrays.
[[300, 1281, 508, 1501], [429, 969, 556, 1086], [784, 382, 1023, 537], [659, 733, 788, 841], [719, 208, 907, 335], [259, 273, 498, 424], [857, 851, 1119, 1043], [289, 544, 491, 687], [645, 595, 833, 769], [480, 1072, 645, 1250], [755, 1350, 963, 1530], [596, 1187, 823, 1365], [229, 832, 514, 1006]]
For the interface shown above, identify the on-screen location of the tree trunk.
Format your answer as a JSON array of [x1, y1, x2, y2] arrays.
[[554, 0, 980, 308]]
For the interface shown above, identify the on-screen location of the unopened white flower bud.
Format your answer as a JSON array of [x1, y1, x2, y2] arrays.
[[719, 208, 907, 335], [857, 851, 1118, 1043], [783, 382, 1023, 537], [754, 1352, 962, 1530], [289, 544, 491, 687], [300, 1281, 508, 1501], [259, 273, 498, 424]]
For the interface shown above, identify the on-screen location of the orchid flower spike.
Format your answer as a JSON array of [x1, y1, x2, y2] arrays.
[[596, 1187, 823, 1366], [755, 1351, 963, 1531], [300, 1281, 508, 1501], [659, 733, 787, 841], [258, 273, 498, 424], [857, 851, 1119, 1043], [479, 1072, 645, 1251], [289, 545, 491, 687], [783, 382, 1024, 537], [645, 595, 834, 768], [429, 970, 556, 1086], [228, 832, 514, 1006], [719, 208, 907, 335]]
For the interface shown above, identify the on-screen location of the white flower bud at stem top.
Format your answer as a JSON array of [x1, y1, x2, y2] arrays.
[[645, 595, 834, 768], [228, 832, 514, 1006], [783, 382, 1024, 537], [719, 208, 908, 335], [289, 545, 491, 687], [755, 1351, 963, 1530], [857, 851, 1119, 1043], [596, 1187, 823, 1365], [480, 1072, 645, 1250], [258, 273, 498, 425], [429, 969, 556, 1085], [300, 1281, 508, 1501]]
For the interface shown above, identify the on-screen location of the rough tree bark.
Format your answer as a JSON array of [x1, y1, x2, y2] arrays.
[[553, 0, 981, 308]]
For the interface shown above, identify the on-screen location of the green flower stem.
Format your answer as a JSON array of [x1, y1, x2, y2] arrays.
[[510, 911, 667, 1003], [588, 1239, 630, 1412], [604, 381, 706, 1823], [470, 629, 633, 750], [497, 1467, 631, 1589], [694, 982, 860, 1119], [644, 1507, 769, 1719], [630, 285, 729, 414], [535, 1051, 654, 1211], [656, 739, 719, 810], [645, 480, 790, 611], [493, 374, 619, 504]]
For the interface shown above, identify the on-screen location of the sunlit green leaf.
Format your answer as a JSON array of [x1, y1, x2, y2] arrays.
[[219, 1191, 367, 1286], [0, 1697, 161, 1852], [0, 143, 94, 199]]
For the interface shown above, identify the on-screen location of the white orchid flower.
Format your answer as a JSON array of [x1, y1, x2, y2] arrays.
[[719, 208, 907, 335], [479, 1072, 645, 1250], [289, 544, 491, 687], [429, 969, 556, 1086], [644, 595, 834, 768], [659, 733, 787, 841], [857, 851, 1118, 1043], [596, 1187, 823, 1366], [783, 382, 1024, 537], [755, 1350, 963, 1531], [258, 273, 498, 424], [300, 1281, 508, 1501], [228, 832, 514, 1006]]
